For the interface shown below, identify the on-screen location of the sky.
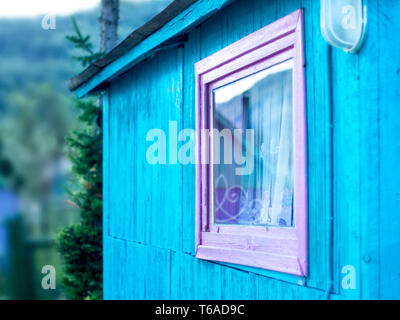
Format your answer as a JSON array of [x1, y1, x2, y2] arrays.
[[0, 0, 156, 18]]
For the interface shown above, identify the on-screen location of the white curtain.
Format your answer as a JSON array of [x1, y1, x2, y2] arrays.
[[213, 60, 294, 227]]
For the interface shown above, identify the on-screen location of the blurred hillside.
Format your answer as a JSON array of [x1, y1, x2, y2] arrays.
[[0, 0, 171, 111]]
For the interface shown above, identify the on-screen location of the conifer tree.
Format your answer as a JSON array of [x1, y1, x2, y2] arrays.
[[57, 18, 104, 300]]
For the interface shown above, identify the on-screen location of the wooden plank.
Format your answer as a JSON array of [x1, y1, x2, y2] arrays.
[[221, 261, 304, 285], [143, 56, 158, 246], [182, 27, 201, 254], [108, 72, 134, 242], [126, 71, 138, 243], [197, 245, 301, 275], [170, 250, 181, 299], [164, 48, 184, 251], [103, 90, 110, 238], [201, 232, 298, 255], [129, 69, 140, 243], [221, 267, 252, 299], [358, 0, 380, 300], [301, 0, 331, 292], [108, 81, 125, 239], [145, 245, 171, 299], [220, 0, 254, 55], [252, 0, 278, 32], [195, 257, 223, 299], [292, 6, 308, 277], [125, 241, 147, 299], [204, 260, 223, 299], [120, 71, 135, 242], [379, 0, 400, 300], [131, 48, 183, 252], [257, 272, 324, 299], [247, 272, 258, 299], [109, 237, 128, 299], [179, 253, 195, 299], [148, 53, 163, 248], [178, 255, 218, 300], [103, 235, 112, 299], [332, 36, 362, 300], [171, 47, 185, 252], [207, 48, 294, 90], [201, 34, 296, 84]]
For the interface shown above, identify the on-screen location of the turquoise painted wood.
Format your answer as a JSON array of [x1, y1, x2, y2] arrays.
[[102, 0, 400, 299]]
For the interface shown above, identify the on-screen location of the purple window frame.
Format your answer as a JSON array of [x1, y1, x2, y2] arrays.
[[194, 9, 307, 276]]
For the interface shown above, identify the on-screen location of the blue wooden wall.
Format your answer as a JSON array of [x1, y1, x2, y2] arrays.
[[103, 0, 400, 299]]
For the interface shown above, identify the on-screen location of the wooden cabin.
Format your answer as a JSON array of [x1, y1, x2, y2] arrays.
[[70, 0, 400, 299]]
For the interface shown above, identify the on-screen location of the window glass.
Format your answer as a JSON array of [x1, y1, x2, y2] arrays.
[[211, 60, 294, 227]]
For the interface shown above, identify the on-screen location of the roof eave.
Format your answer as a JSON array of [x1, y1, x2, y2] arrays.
[[70, 0, 234, 98]]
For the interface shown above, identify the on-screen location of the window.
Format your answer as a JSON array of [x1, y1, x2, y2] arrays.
[[195, 9, 307, 276]]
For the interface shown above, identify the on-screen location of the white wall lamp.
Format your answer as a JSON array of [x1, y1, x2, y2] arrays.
[[321, 0, 367, 53]]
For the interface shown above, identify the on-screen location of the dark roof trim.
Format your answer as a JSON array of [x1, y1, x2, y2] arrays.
[[69, 0, 234, 98], [69, 0, 197, 92]]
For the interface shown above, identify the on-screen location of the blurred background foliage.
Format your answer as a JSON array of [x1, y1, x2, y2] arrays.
[[0, 0, 171, 299]]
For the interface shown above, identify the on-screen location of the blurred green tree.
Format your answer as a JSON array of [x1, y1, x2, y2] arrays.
[[58, 0, 120, 300], [0, 85, 75, 200], [57, 17, 105, 300], [0, 84, 79, 300]]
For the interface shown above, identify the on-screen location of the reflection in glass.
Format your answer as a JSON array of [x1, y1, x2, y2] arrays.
[[211, 60, 294, 227]]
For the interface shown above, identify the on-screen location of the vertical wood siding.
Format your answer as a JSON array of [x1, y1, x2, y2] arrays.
[[103, 0, 400, 299]]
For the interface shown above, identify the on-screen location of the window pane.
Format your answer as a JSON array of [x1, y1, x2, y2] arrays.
[[211, 60, 294, 227]]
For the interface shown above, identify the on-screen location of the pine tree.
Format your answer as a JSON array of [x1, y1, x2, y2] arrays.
[[57, 18, 104, 300], [66, 17, 105, 67]]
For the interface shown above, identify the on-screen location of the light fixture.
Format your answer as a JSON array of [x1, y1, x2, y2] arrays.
[[321, 0, 367, 53]]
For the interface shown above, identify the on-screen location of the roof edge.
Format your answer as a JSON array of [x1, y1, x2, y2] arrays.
[[70, 0, 234, 98], [69, 0, 197, 93]]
